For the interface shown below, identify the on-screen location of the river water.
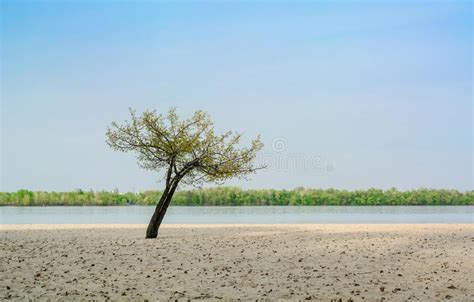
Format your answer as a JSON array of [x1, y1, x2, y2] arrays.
[[0, 206, 472, 224]]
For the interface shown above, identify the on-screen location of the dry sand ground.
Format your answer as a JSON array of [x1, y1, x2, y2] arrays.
[[0, 224, 472, 301]]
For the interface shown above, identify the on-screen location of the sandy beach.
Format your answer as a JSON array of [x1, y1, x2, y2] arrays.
[[1, 224, 472, 301]]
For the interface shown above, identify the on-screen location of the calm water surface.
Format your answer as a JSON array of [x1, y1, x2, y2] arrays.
[[0, 206, 472, 224]]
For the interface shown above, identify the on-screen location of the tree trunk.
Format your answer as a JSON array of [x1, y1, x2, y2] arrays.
[[145, 184, 178, 239], [145, 192, 167, 238]]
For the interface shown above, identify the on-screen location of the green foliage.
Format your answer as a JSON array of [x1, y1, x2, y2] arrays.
[[106, 108, 264, 187], [0, 187, 472, 206]]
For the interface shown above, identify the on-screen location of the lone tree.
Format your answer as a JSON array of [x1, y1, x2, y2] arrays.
[[106, 108, 264, 238]]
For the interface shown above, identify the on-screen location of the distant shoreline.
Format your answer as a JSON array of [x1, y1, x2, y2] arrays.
[[1, 188, 473, 206], [1, 204, 473, 207]]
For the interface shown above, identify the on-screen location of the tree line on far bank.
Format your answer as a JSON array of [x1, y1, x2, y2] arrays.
[[1, 187, 472, 206]]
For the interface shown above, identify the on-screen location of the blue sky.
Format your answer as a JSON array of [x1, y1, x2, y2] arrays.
[[1, 1, 472, 191]]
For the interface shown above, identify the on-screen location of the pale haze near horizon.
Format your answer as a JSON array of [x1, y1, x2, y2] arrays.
[[1, 1, 472, 192]]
